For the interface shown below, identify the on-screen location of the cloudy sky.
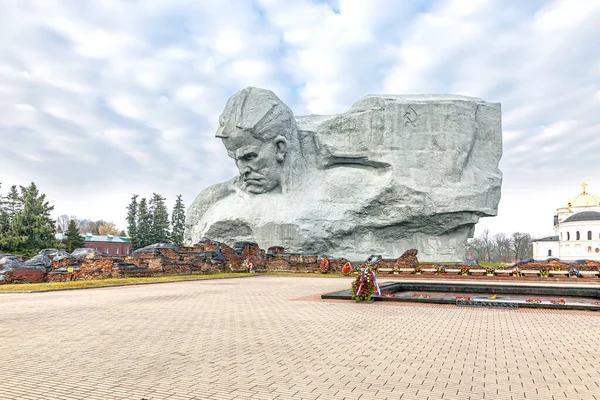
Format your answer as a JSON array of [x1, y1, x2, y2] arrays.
[[1, 0, 599, 239]]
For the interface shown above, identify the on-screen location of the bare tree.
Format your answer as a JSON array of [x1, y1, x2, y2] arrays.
[[478, 229, 493, 262], [55, 214, 77, 233], [510, 232, 532, 262], [491, 233, 511, 263]]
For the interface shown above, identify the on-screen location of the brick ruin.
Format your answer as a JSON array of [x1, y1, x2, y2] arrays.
[[1, 239, 600, 284]]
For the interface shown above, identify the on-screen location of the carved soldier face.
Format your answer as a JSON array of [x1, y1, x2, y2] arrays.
[[222, 130, 287, 194]]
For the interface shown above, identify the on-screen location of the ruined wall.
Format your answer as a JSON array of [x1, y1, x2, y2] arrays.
[[2, 240, 600, 284]]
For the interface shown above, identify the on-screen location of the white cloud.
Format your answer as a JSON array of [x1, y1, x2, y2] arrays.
[[0, 0, 599, 244]]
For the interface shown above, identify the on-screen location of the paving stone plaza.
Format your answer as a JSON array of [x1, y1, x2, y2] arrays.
[[1, 276, 599, 400]]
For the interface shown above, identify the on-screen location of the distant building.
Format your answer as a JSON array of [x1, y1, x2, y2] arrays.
[[55, 233, 131, 256], [532, 183, 600, 260]]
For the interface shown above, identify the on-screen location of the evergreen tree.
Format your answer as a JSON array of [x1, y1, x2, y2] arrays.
[[63, 219, 85, 252], [149, 193, 170, 244], [0, 184, 9, 236], [171, 194, 186, 247], [0, 183, 56, 256], [126, 194, 139, 249], [136, 197, 151, 249], [5, 185, 23, 221]]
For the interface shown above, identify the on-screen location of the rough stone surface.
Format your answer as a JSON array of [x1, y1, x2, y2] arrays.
[[72, 248, 104, 259], [186, 87, 502, 261], [23, 255, 52, 270], [0, 255, 25, 270], [38, 248, 71, 259], [132, 243, 180, 254]]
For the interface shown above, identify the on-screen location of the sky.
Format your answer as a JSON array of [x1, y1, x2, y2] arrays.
[[1, 0, 599, 240]]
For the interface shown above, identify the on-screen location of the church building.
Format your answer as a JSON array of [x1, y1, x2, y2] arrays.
[[532, 183, 600, 260]]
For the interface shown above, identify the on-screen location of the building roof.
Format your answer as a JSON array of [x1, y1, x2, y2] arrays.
[[560, 183, 600, 208], [55, 233, 131, 243], [532, 235, 558, 242], [563, 211, 600, 223]]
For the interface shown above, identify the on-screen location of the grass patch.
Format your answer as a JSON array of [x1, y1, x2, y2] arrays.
[[0, 273, 254, 293], [0, 272, 352, 292], [261, 271, 346, 278], [479, 262, 512, 268], [419, 261, 512, 267]]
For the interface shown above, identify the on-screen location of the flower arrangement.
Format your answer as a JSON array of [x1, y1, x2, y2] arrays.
[[342, 262, 353, 276], [412, 266, 423, 274], [511, 267, 522, 277], [456, 295, 471, 304], [568, 266, 582, 278], [551, 265, 562, 271], [459, 266, 471, 276], [412, 293, 431, 299], [382, 293, 396, 298], [485, 267, 495, 276], [550, 299, 566, 305], [526, 299, 542, 304], [319, 257, 330, 274], [244, 259, 257, 273], [539, 268, 550, 277], [591, 301, 600, 305], [351, 267, 381, 302], [434, 265, 446, 275]]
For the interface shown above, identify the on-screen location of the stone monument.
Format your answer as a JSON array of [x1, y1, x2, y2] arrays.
[[185, 87, 502, 261]]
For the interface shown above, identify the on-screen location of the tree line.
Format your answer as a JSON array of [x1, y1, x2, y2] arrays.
[[126, 193, 186, 250], [468, 229, 533, 263], [55, 215, 126, 236], [0, 182, 57, 256]]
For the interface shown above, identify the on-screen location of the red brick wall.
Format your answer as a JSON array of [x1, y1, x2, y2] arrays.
[[83, 242, 131, 256]]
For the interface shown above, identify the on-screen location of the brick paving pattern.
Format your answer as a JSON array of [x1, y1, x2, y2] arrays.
[[0, 276, 599, 400]]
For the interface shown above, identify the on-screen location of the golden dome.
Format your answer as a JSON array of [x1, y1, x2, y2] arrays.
[[560, 182, 600, 208]]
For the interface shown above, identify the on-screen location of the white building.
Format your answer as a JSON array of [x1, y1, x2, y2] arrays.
[[533, 183, 600, 261]]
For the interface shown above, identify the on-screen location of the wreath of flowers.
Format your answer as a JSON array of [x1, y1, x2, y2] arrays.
[[456, 295, 471, 303], [319, 257, 330, 274], [382, 293, 396, 298], [539, 268, 550, 277], [412, 266, 423, 274], [434, 265, 446, 275], [392, 264, 400, 273], [485, 267, 495, 276], [342, 262, 353, 276], [550, 299, 565, 305], [526, 298, 542, 304], [459, 266, 471, 276], [243, 259, 257, 273], [568, 267, 582, 278], [351, 267, 381, 302], [551, 265, 562, 271], [412, 293, 431, 299], [511, 267, 522, 277]]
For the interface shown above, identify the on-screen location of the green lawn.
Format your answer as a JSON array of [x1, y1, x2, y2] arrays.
[[419, 261, 512, 267], [0, 271, 352, 293], [0, 273, 255, 293]]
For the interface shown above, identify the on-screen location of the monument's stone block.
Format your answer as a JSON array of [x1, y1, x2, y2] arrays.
[[185, 87, 502, 261]]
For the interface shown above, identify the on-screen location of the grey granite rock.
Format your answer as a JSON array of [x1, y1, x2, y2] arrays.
[[24, 255, 52, 270], [71, 248, 105, 259], [185, 88, 502, 261], [0, 255, 24, 270], [132, 243, 180, 254]]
